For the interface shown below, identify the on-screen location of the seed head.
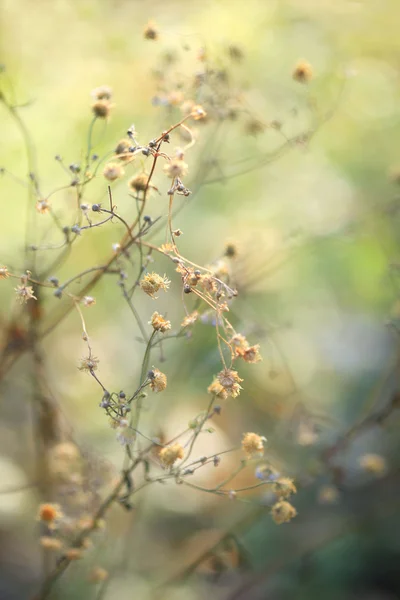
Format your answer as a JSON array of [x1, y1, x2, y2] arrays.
[[91, 85, 112, 101], [78, 356, 99, 372], [150, 312, 171, 333], [271, 500, 297, 524], [144, 20, 159, 40], [92, 100, 112, 119], [292, 60, 313, 84], [115, 138, 132, 161], [129, 173, 149, 192], [159, 443, 184, 467], [216, 368, 243, 398], [242, 432, 265, 458], [140, 272, 170, 299], [163, 159, 188, 179], [103, 162, 124, 181]]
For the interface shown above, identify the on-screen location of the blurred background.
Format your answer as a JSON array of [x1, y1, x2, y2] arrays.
[[0, 0, 400, 599]]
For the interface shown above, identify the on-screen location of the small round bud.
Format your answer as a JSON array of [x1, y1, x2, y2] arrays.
[[91, 204, 101, 212], [48, 276, 59, 287], [183, 285, 192, 294], [54, 288, 63, 299]]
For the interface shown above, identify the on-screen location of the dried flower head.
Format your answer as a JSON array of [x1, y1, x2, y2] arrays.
[[271, 500, 297, 524], [144, 20, 159, 40], [208, 378, 228, 400], [0, 266, 10, 279], [244, 118, 266, 137], [92, 100, 112, 119], [36, 199, 51, 214], [140, 272, 170, 298], [163, 159, 188, 179], [150, 312, 171, 333], [168, 90, 184, 106], [129, 173, 149, 192], [149, 368, 167, 392], [242, 345, 262, 363], [359, 453, 387, 476], [293, 60, 313, 83], [159, 443, 184, 467], [40, 536, 63, 551], [78, 356, 99, 372], [115, 138, 132, 161], [318, 484, 340, 504], [181, 310, 199, 327], [103, 162, 124, 181], [15, 284, 37, 304], [199, 275, 217, 294], [216, 368, 243, 398], [88, 567, 109, 583], [242, 432, 265, 458], [82, 295, 96, 307], [191, 104, 207, 120], [50, 441, 81, 464], [37, 503, 63, 524], [65, 548, 83, 560], [272, 477, 297, 499], [91, 85, 112, 101]]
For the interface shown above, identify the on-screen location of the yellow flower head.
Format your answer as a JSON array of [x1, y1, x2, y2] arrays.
[[242, 432, 265, 458], [159, 443, 184, 467], [140, 272, 170, 299], [271, 500, 297, 524], [359, 453, 387, 476], [272, 477, 297, 499], [150, 312, 171, 333], [40, 536, 63, 551]]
